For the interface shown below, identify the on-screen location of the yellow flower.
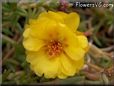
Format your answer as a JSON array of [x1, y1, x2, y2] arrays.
[[23, 11, 88, 79]]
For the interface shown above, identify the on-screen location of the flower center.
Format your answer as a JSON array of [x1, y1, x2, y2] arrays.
[[46, 40, 63, 57]]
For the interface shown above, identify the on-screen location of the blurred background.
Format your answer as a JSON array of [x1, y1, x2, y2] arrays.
[[1, 0, 114, 85]]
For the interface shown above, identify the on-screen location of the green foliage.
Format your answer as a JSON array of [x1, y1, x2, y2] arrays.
[[97, 57, 113, 68]]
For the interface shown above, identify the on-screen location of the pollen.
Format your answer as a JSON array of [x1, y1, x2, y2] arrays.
[[46, 40, 63, 57]]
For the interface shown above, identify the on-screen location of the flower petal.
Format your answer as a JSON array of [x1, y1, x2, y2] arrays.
[[26, 49, 59, 78], [57, 11, 68, 19], [60, 53, 76, 76], [64, 12, 80, 32], [65, 45, 85, 61], [30, 17, 57, 40], [23, 38, 44, 51], [38, 11, 48, 18], [30, 64, 43, 77], [39, 11, 64, 23], [57, 71, 68, 79], [62, 28, 85, 61], [77, 35, 88, 48], [23, 28, 30, 38], [48, 11, 64, 22], [75, 58, 84, 71]]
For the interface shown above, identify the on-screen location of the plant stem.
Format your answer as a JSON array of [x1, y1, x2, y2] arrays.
[[2, 34, 16, 44]]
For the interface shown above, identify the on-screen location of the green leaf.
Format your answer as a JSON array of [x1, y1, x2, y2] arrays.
[[13, 43, 26, 62], [93, 35, 102, 47], [98, 56, 113, 68], [2, 3, 12, 12], [2, 28, 13, 36], [16, 8, 27, 16], [40, 76, 85, 85], [2, 70, 11, 81]]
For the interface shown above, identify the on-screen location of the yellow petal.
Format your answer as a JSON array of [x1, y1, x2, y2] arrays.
[[64, 45, 85, 61], [77, 35, 88, 48], [26, 49, 59, 78], [31, 22, 65, 42], [48, 11, 64, 23], [57, 55, 84, 79], [30, 64, 43, 77], [57, 11, 68, 19], [62, 28, 85, 61], [24, 17, 49, 39], [23, 28, 30, 38], [29, 18, 38, 25], [64, 12, 80, 32], [57, 71, 68, 79], [75, 58, 84, 71], [39, 11, 64, 23], [23, 38, 44, 51], [60, 53, 76, 76], [30, 17, 57, 40], [38, 11, 48, 18], [75, 31, 84, 35]]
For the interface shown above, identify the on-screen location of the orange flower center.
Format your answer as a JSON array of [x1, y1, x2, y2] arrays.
[[46, 40, 63, 57]]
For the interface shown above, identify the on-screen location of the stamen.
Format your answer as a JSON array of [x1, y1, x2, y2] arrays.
[[45, 40, 63, 57]]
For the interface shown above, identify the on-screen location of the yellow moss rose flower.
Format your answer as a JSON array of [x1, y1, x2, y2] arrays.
[[23, 11, 88, 79]]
